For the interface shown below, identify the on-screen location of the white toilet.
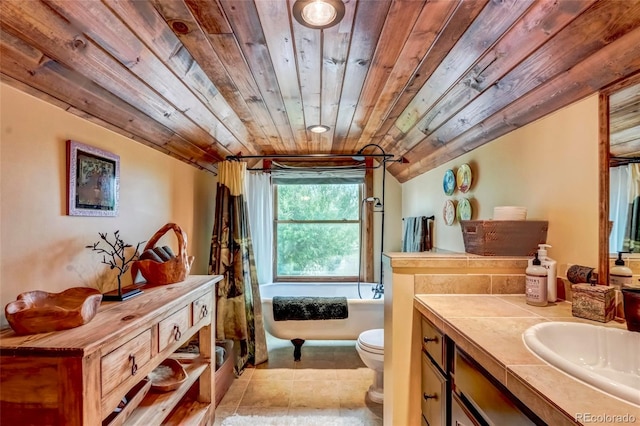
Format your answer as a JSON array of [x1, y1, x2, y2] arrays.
[[355, 328, 384, 404]]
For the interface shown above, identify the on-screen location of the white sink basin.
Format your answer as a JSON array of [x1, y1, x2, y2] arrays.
[[523, 322, 640, 406]]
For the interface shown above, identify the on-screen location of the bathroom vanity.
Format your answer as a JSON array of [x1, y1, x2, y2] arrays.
[[383, 251, 640, 426], [383, 251, 533, 426], [414, 294, 640, 425]]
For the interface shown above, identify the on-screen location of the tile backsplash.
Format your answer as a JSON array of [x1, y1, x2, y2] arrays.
[[405, 254, 529, 295]]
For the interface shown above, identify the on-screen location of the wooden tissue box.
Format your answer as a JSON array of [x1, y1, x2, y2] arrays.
[[571, 284, 615, 322]]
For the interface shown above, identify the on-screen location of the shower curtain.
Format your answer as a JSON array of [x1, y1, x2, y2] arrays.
[[623, 164, 640, 253], [209, 161, 268, 374], [246, 172, 273, 284], [610, 163, 640, 253]]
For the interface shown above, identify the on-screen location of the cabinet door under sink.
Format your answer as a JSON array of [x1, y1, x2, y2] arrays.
[[453, 348, 537, 425], [451, 392, 481, 426], [421, 351, 447, 425]]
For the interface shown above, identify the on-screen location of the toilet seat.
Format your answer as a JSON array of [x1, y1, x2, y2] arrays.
[[357, 328, 384, 355]]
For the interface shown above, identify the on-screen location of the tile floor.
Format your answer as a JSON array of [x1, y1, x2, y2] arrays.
[[214, 333, 383, 425]]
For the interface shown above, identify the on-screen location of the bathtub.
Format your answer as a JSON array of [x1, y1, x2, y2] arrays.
[[260, 282, 384, 341]]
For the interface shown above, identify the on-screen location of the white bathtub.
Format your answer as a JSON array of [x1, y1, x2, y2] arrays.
[[260, 282, 384, 341]]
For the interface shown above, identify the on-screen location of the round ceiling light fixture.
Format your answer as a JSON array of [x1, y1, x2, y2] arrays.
[[307, 124, 330, 134], [292, 0, 345, 30]]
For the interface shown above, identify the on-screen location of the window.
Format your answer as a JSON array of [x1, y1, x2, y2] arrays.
[[274, 182, 362, 280]]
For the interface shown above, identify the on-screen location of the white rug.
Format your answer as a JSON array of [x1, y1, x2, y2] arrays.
[[220, 415, 366, 425]]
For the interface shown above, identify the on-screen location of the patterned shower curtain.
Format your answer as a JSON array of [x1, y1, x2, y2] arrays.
[[623, 163, 640, 253], [209, 160, 268, 375]]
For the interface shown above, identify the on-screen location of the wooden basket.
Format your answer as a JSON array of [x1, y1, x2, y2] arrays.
[[131, 223, 194, 285], [460, 220, 548, 256]]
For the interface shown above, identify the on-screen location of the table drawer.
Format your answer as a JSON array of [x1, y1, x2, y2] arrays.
[[192, 293, 212, 327], [101, 329, 152, 397], [159, 306, 190, 352], [421, 352, 447, 426], [422, 317, 444, 371]]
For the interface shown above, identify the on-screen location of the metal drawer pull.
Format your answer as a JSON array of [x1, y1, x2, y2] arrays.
[[423, 336, 438, 343], [423, 393, 437, 400], [129, 354, 138, 376], [200, 305, 208, 319], [173, 324, 182, 341]]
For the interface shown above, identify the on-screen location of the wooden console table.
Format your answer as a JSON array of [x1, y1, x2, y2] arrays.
[[0, 275, 222, 426]]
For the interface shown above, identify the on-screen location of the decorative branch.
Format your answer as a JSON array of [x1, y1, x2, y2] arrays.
[[86, 230, 145, 283]]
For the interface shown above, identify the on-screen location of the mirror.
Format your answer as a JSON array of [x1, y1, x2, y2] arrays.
[[599, 73, 640, 283]]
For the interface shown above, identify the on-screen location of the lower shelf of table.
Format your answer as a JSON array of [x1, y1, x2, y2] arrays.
[[122, 357, 210, 426]]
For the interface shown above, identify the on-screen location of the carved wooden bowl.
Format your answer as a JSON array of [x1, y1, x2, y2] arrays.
[[5, 287, 102, 335], [148, 358, 187, 392]]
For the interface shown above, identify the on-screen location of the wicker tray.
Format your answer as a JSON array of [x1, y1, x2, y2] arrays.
[[131, 223, 194, 285], [460, 220, 548, 256]]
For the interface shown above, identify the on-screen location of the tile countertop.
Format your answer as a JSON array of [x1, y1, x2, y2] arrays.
[[413, 294, 640, 426]]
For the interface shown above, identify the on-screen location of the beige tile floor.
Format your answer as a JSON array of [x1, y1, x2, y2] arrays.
[[214, 333, 383, 425]]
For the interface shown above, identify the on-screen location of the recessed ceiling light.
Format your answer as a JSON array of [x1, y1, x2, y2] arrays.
[[292, 0, 345, 30], [307, 124, 330, 133]]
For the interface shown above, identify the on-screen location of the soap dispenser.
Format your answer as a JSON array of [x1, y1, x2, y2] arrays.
[[528, 244, 557, 302], [526, 252, 548, 307], [610, 252, 633, 289]]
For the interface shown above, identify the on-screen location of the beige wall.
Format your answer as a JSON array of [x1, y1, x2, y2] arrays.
[[0, 83, 217, 327], [402, 95, 600, 275]]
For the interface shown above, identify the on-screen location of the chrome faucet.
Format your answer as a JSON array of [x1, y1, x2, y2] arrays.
[[372, 283, 384, 299]]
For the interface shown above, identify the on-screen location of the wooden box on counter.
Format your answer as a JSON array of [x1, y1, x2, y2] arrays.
[[0, 275, 222, 426], [460, 220, 548, 256], [571, 283, 616, 322]]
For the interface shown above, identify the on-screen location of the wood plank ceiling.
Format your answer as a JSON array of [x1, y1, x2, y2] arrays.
[[2, 0, 640, 182]]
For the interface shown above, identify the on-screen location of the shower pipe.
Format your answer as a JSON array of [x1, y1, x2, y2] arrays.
[[358, 196, 383, 299], [356, 144, 407, 296], [228, 145, 407, 293]]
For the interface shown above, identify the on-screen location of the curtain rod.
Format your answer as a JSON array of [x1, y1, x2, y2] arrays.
[[610, 156, 640, 166], [226, 153, 396, 161]]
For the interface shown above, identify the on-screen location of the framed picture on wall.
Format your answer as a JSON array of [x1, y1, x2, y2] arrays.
[[67, 140, 119, 216]]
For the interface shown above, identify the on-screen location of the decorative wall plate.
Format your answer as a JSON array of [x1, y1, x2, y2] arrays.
[[443, 169, 455, 195], [443, 199, 456, 226], [457, 163, 473, 193], [457, 198, 472, 221]]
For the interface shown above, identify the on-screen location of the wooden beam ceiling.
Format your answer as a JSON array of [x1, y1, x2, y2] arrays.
[[1, 0, 639, 182]]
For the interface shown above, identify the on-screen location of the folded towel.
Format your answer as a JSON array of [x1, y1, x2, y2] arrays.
[[402, 216, 432, 252], [272, 296, 348, 321]]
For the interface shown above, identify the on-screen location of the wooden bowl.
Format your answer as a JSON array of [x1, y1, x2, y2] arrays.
[[5, 287, 102, 335], [148, 358, 187, 392]]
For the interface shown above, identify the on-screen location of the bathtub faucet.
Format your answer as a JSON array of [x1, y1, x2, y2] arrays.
[[372, 283, 384, 299]]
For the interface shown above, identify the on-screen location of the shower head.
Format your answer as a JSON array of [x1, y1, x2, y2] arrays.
[[363, 197, 383, 208]]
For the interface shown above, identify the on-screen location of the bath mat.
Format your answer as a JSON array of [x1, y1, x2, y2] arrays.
[[221, 414, 366, 425], [272, 296, 348, 321]]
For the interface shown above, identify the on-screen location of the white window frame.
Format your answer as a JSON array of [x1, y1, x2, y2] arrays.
[[273, 181, 363, 282]]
